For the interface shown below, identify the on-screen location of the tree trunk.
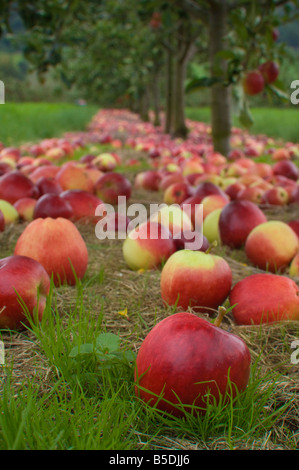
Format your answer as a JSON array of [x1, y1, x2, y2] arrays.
[[164, 47, 174, 134], [209, 0, 231, 156], [152, 69, 161, 127], [170, 23, 196, 139]]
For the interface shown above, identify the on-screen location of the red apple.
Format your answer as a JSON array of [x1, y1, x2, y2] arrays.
[[163, 182, 192, 205], [14, 217, 89, 286], [230, 273, 299, 325], [0, 255, 50, 330], [33, 194, 74, 220], [14, 197, 37, 221], [160, 249, 232, 312], [288, 220, 299, 239], [122, 221, 176, 271], [60, 189, 104, 224], [55, 163, 94, 192], [94, 172, 132, 205], [289, 185, 299, 203], [193, 181, 226, 201], [272, 160, 299, 181], [259, 61, 279, 84], [245, 220, 299, 272], [35, 176, 63, 195], [219, 200, 267, 248], [224, 182, 246, 200], [0, 170, 39, 204], [201, 193, 229, 220], [29, 165, 60, 183], [236, 186, 265, 204], [135, 311, 251, 416], [134, 170, 162, 191], [261, 186, 289, 206], [159, 172, 184, 191], [242, 70, 265, 95], [0, 209, 5, 231]]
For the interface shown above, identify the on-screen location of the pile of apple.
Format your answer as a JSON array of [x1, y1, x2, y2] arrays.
[[1, 107, 299, 418]]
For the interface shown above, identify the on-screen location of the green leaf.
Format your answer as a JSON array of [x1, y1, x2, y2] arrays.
[[185, 76, 221, 93], [95, 333, 120, 353], [69, 343, 94, 357], [266, 84, 289, 101], [238, 100, 254, 129]]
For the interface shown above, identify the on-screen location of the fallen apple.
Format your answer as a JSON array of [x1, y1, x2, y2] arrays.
[[33, 194, 74, 220], [94, 172, 132, 205], [14, 217, 89, 286], [245, 220, 299, 272], [230, 273, 299, 324], [122, 221, 176, 271], [219, 200, 267, 248], [0, 255, 50, 330], [135, 311, 251, 416], [160, 249, 232, 312]]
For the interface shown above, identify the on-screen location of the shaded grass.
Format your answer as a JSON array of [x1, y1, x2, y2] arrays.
[[0, 102, 98, 146], [186, 106, 299, 143]]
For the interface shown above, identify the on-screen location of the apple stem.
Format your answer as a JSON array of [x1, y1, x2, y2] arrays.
[[214, 306, 226, 327], [205, 240, 218, 254]]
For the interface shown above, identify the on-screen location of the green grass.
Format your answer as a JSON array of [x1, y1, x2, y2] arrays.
[[0, 280, 296, 451], [186, 106, 299, 143], [0, 102, 99, 146]]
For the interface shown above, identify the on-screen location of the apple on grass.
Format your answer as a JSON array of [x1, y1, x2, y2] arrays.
[[0, 209, 5, 232], [201, 194, 228, 220], [245, 220, 299, 272], [14, 217, 88, 287], [261, 186, 289, 206], [163, 182, 193, 205], [33, 194, 74, 220], [230, 273, 299, 325], [135, 311, 251, 417], [173, 230, 210, 252], [14, 197, 37, 221], [0, 170, 39, 204], [134, 170, 162, 191], [160, 249, 232, 313], [0, 199, 19, 224], [60, 189, 105, 224], [272, 160, 299, 181], [94, 172, 132, 205], [35, 176, 63, 196], [218, 200, 267, 249], [55, 162, 94, 193], [202, 208, 222, 245], [122, 221, 176, 271], [288, 220, 299, 239], [0, 255, 50, 330], [193, 181, 226, 201]]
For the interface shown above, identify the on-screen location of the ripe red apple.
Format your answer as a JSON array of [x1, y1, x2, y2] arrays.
[[160, 249, 232, 312], [29, 165, 60, 183], [288, 220, 299, 239], [94, 172, 132, 205], [245, 220, 299, 272], [14, 197, 37, 221], [33, 194, 74, 220], [0, 209, 5, 231], [60, 189, 105, 224], [272, 160, 299, 181], [135, 311, 251, 416], [134, 170, 162, 191], [193, 181, 226, 201], [14, 217, 88, 286], [159, 172, 184, 191], [0, 255, 50, 330], [258, 61, 279, 84], [230, 273, 299, 325], [122, 221, 176, 271], [201, 193, 229, 220], [163, 182, 192, 205], [0, 170, 39, 204], [35, 176, 63, 195], [55, 163, 94, 192], [261, 186, 289, 206], [236, 186, 265, 204], [219, 200, 267, 248], [150, 205, 193, 237], [224, 182, 246, 200], [242, 70, 265, 95]]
